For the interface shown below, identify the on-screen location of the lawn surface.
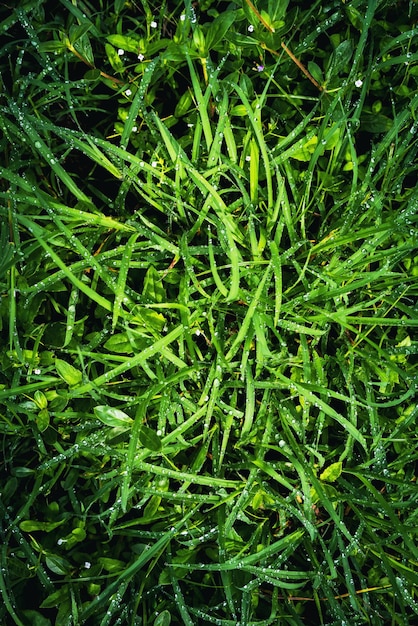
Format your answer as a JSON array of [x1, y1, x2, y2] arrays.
[[0, 1, 417, 624]]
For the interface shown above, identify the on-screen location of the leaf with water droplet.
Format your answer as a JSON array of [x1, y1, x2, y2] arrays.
[[139, 425, 162, 451], [154, 610, 171, 626]]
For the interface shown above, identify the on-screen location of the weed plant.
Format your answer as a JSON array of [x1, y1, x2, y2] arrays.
[[0, 0, 417, 624]]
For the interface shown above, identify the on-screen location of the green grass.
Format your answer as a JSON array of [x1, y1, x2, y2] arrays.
[[0, 0, 417, 624]]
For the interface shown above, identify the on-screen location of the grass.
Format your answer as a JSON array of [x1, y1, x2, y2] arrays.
[[0, 0, 417, 624]]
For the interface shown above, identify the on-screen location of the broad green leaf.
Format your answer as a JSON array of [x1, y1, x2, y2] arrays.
[[326, 40, 353, 79], [59, 527, 87, 550], [133, 306, 166, 332], [230, 104, 248, 117], [154, 610, 171, 626], [308, 61, 324, 86], [107, 34, 142, 54], [143, 494, 162, 519], [269, 0, 289, 22], [21, 610, 51, 626], [310, 484, 339, 508], [320, 462, 343, 483], [84, 68, 101, 81], [19, 519, 65, 532], [345, 5, 363, 30], [34, 390, 48, 409], [174, 90, 193, 118], [104, 332, 153, 353], [68, 23, 92, 43], [290, 135, 318, 161], [192, 25, 206, 55], [45, 555, 72, 575], [321, 124, 341, 150], [12, 467, 35, 477], [98, 557, 125, 572], [94, 405, 134, 428], [104, 333, 134, 353], [36, 408, 50, 432], [260, 10, 275, 31], [143, 265, 166, 303], [72, 33, 94, 66], [139, 425, 162, 452], [40, 587, 70, 609], [38, 41, 66, 53], [361, 112, 393, 133], [105, 43, 125, 73], [205, 11, 236, 51], [55, 359, 82, 387]]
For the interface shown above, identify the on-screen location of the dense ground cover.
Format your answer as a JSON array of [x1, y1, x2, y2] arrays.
[[0, 0, 417, 624]]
